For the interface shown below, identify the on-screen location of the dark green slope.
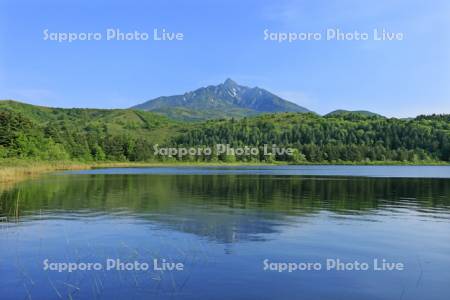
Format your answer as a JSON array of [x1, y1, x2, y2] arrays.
[[171, 112, 450, 162], [326, 110, 383, 118]]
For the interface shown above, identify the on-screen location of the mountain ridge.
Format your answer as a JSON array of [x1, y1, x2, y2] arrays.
[[131, 79, 312, 121]]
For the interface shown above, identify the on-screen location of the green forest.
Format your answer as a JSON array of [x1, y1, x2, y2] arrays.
[[1, 100, 450, 164]]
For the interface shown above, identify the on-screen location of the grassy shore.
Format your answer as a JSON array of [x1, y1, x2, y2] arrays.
[[1, 159, 449, 187], [0, 159, 283, 185]]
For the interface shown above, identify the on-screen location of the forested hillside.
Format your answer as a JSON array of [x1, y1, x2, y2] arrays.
[[172, 113, 450, 163], [0, 101, 180, 161], [1, 101, 449, 163]]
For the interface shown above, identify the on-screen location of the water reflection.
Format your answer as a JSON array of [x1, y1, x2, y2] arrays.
[[0, 171, 450, 299], [1, 174, 449, 243]]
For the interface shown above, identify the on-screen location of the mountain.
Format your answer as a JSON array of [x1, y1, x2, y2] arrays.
[[131, 79, 312, 121], [325, 110, 383, 118]]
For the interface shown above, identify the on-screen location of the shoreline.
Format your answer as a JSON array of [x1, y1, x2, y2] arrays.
[[1, 159, 449, 187]]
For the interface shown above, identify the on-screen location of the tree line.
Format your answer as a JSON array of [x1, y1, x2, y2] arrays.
[[1, 108, 449, 163], [171, 113, 450, 163]]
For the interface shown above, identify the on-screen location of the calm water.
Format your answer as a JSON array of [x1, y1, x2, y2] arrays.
[[0, 166, 450, 299]]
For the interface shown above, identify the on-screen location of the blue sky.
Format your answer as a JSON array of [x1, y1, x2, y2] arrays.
[[0, 0, 449, 117]]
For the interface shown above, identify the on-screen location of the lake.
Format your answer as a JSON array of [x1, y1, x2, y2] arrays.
[[0, 166, 450, 299]]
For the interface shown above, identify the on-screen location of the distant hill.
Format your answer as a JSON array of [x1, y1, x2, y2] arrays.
[[131, 79, 312, 121], [0, 100, 179, 144], [326, 110, 383, 118]]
